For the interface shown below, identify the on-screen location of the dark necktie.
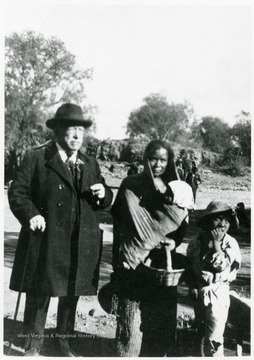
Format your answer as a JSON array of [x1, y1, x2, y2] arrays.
[[65, 154, 80, 192], [65, 154, 80, 230]]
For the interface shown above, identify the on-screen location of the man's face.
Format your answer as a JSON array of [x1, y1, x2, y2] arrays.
[[55, 125, 87, 152]]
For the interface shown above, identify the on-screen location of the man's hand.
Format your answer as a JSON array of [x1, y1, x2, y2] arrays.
[[90, 183, 105, 199], [30, 215, 46, 232]]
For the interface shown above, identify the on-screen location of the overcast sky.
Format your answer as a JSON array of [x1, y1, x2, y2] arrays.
[[3, 0, 252, 139]]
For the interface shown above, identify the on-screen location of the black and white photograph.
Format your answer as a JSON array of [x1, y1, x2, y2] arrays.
[[3, 0, 251, 357]]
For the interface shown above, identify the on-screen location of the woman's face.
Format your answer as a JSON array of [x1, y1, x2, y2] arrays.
[[149, 147, 168, 177]]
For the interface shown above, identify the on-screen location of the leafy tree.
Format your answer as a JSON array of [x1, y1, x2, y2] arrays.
[[198, 116, 231, 153], [126, 93, 191, 141], [5, 30, 93, 181], [189, 118, 203, 145], [120, 139, 147, 163], [231, 111, 251, 164]]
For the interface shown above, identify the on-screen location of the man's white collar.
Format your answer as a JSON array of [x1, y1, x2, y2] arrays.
[[56, 142, 78, 163]]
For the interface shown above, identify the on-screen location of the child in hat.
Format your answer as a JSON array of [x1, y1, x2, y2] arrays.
[[186, 200, 241, 357]]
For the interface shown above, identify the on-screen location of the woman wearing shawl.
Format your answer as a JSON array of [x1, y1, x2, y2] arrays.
[[111, 140, 192, 357]]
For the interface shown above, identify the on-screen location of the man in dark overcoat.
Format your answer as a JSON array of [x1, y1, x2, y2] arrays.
[[8, 103, 113, 356]]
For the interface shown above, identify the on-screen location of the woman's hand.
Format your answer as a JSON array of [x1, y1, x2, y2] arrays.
[[154, 177, 167, 193], [160, 239, 176, 251]]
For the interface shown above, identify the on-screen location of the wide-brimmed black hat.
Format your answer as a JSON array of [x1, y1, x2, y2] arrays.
[[46, 103, 93, 129]]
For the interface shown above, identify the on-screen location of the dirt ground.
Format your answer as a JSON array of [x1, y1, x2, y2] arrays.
[[3, 171, 251, 357]]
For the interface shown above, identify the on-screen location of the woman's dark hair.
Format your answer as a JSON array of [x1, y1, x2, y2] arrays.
[[145, 139, 174, 161]]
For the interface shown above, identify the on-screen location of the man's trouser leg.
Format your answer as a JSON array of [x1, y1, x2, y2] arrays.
[[23, 293, 50, 351], [56, 296, 79, 351]]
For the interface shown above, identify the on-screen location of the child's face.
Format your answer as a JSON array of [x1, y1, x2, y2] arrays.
[[209, 213, 230, 233]]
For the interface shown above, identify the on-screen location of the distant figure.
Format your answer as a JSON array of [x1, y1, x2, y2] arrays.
[[181, 151, 197, 181], [109, 164, 115, 173], [191, 159, 197, 168], [127, 162, 139, 176], [182, 156, 192, 180], [236, 202, 250, 229], [186, 167, 201, 203], [175, 159, 185, 181]]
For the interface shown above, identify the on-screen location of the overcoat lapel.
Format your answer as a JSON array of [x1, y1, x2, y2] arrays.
[[79, 150, 91, 193], [45, 143, 73, 188]]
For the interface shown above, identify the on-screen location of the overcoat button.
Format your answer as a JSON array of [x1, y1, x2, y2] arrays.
[[59, 184, 64, 189], [57, 202, 63, 207]]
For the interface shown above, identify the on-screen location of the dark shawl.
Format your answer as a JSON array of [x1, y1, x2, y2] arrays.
[[111, 145, 188, 270]]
